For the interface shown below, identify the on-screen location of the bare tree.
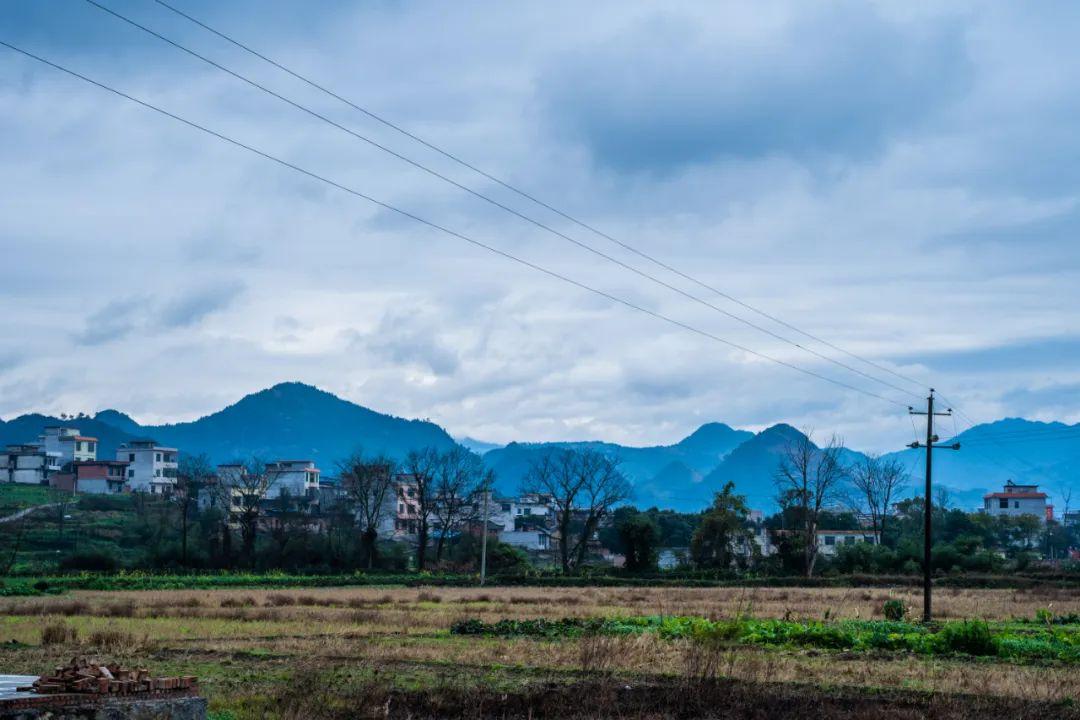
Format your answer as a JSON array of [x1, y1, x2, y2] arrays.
[[221, 459, 277, 567], [774, 430, 847, 578], [176, 453, 214, 567], [403, 447, 441, 571], [1058, 483, 1074, 523], [848, 454, 908, 545], [431, 447, 487, 563], [523, 448, 631, 573], [338, 451, 397, 569]]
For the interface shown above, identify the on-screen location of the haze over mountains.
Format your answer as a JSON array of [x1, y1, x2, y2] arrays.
[[1, 383, 1076, 512]]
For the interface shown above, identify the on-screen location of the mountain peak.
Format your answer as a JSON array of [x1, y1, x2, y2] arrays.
[[677, 422, 737, 446], [94, 409, 143, 435]]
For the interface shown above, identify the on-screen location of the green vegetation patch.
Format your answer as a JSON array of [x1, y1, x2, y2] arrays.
[[451, 615, 1080, 663]]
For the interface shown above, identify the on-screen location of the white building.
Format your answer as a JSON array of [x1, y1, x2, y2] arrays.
[[117, 439, 178, 494], [0, 443, 62, 484], [499, 529, 551, 551], [265, 460, 320, 499], [497, 493, 554, 531], [817, 529, 881, 557], [39, 427, 97, 465], [982, 480, 1051, 522]]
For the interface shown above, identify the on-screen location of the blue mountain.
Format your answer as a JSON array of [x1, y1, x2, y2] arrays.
[[481, 422, 753, 511]]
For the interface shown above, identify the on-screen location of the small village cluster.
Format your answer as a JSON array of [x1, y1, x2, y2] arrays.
[[1, 425, 1072, 565]]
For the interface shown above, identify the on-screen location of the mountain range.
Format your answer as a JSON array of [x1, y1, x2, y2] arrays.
[[1, 382, 1077, 512]]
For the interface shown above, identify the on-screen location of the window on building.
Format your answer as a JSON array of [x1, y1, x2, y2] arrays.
[[824, 535, 836, 546], [1014, 501, 1020, 508], [128, 469, 134, 478], [845, 536, 856, 544], [524, 508, 532, 515], [89, 442, 96, 453], [501, 503, 510, 512], [155, 469, 161, 477], [156, 453, 162, 462], [999, 498, 1009, 509], [129, 453, 135, 462]]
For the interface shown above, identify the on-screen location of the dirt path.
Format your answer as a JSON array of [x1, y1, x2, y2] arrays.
[[0, 503, 60, 524]]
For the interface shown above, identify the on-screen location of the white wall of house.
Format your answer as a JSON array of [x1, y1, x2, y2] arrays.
[[266, 460, 320, 498], [117, 442, 178, 493], [817, 530, 880, 557], [499, 530, 550, 551], [1, 444, 61, 484], [40, 428, 97, 464]]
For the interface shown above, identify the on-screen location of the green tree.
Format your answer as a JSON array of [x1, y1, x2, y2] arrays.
[[690, 482, 754, 569], [616, 511, 659, 572]]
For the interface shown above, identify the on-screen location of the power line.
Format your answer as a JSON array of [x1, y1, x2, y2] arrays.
[[78, 0, 926, 404], [0, 39, 912, 411], [136, 0, 930, 400]]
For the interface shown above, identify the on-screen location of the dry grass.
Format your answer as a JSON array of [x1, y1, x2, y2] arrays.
[[2, 584, 1079, 711]]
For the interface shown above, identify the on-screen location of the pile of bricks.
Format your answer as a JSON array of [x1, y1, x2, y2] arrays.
[[17, 658, 197, 695]]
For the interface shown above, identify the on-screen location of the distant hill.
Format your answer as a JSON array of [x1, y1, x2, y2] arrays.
[[457, 437, 504, 455], [92, 382, 459, 466], [701, 424, 811, 509], [482, 422, 753, 511], [3, 385, 1078, 514], [883, 418, 1080, 510]]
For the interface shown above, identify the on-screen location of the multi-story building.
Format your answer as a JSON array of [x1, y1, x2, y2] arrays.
[[39, 427, 97, 465], [265, 460, 320, 499], [500, 492, 555, 530], [0, 443, 62, 484], [116, 439, 178, 494], [51, 460, 129, 495], [982, 480, 1051, 522], [384, 475, 421, 538]]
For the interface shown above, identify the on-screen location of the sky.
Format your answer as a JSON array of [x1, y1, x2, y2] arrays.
[[1, 0, 1078, 453]]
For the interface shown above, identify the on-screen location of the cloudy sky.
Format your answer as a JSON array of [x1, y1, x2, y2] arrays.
[[1, 0, 1078, 452]]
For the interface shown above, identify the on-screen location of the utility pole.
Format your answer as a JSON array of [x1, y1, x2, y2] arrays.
[[908, 389, 960, 623]]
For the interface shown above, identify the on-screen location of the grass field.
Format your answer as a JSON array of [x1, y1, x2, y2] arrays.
[[1, 585, 1079, 718]]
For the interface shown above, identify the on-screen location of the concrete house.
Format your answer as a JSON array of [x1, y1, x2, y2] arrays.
[[51, 460, 129, 495], [265, 460, 321, 499], [816, 529, 881, 557], [117, 439, 178, 494], [0, 443, 62, 484], [982, 480, 1050, 522], [40, 427, 97, 465]]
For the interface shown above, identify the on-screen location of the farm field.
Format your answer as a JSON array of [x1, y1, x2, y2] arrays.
[[1, 585, 1079, 718]]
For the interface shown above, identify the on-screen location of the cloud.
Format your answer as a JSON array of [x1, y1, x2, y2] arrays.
[[1, 0, 1079, 453], [159, 282, 244, 329], [539, 4, 971, 173], [360, 307, 461, 377], [73, 298, 145, 346]]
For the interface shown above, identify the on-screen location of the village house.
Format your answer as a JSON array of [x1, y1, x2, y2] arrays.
[[39, 426, 97, 464], [816, 529, 881, 557], [982, 480, 1051, 522], [0, 443, 63, 484], [116, 439, 179, 494], [50, 460, 129, 495]]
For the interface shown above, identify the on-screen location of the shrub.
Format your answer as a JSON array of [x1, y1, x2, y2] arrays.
[[87, 629, 137, 652], [40, 621, 77, 645], [882, 599, 907, 622], [937, 620, 996, 656], [59, 552, 118, 573]]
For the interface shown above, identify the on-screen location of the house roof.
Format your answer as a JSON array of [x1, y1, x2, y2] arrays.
[[984, 492, 1047, 500], [818, 529, 881, 535]]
